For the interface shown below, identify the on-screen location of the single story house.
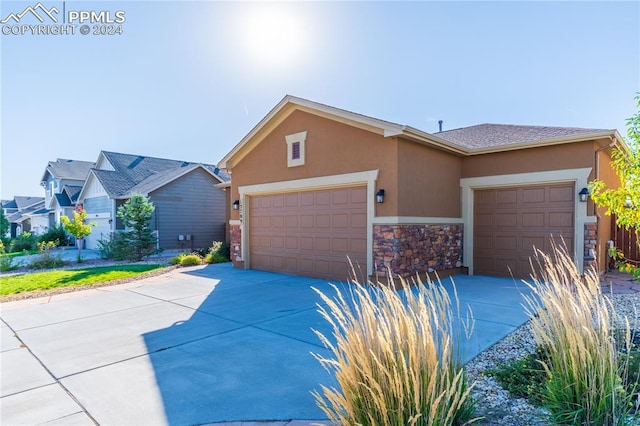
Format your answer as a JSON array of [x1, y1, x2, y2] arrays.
[[77, 151, 230, 250], [219, 95, 622, 280], [40, 158, 94, 226]]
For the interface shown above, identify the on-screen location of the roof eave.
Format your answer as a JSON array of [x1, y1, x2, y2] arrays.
[[218, 95, 405, 169], [400, 127, 469, 155], [465, 130, 618, 155]]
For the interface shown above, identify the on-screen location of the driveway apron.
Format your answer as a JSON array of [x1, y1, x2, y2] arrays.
[[1, 263, 532, 425]]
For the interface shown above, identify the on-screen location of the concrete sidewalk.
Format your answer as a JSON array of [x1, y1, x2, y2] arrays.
[[1, 264, 532, 425]]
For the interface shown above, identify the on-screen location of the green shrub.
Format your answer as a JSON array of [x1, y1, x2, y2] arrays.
[[522, 242, 638, 425], [487, 347, 550, 406], [204, 241, 230, 264], [27, 241, 66, 269], [37, 225, 69, 246], [0, 240, 18, 272], [312, 276, 476, 425], [9, 232, 37, 253], [96, 233, 136, 261], [171, 253, 203, 266]]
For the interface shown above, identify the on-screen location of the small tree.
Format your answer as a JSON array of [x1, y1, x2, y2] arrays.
[[61, 209, 95, 262], [117, 194, 156, 261], [589, 94, 640, 243], [0, 208, 9, 240]]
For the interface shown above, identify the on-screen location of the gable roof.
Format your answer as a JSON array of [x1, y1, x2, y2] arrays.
[[14, 196, 44, 210], [41, 158, 95, 183], [7, 199, 46, 223], [219, 95, 621, 168], [81, 151, 230, 200], [54, 193, 73, 207]]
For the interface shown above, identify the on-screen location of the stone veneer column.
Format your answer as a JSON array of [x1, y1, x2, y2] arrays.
[[230, 224, 242, 264], [583, 223, 598, 271], [373, 224, 463, 277]]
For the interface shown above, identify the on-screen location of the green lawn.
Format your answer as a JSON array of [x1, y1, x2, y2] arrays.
[[2, 250, 39, 258], [1, 264, 163, 296]]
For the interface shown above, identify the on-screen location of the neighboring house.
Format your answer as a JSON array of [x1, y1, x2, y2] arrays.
[[77, 151, 230, 250], [219, 95, 622, 280], [40, 158, 95, 226], [2, 196, 46, 237]]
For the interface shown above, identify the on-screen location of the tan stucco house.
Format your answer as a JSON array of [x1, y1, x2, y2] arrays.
[[219, 95, 622, 281]]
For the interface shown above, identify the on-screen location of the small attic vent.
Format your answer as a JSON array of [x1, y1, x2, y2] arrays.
[[181, 161, 189, 167], [128, 156, 145, 169]]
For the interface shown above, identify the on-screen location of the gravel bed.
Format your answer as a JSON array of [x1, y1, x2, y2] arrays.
[[466, 292, 640, 425]]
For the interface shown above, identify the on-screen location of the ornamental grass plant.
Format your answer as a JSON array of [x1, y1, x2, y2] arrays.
[[312, 274, 477, 425], [522, 242, 639, 425]]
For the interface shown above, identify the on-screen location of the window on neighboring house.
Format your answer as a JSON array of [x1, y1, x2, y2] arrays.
[[285, 131, 307, 167]]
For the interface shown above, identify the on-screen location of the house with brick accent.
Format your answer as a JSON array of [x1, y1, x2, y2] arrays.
[[218, 95, 623, 281]]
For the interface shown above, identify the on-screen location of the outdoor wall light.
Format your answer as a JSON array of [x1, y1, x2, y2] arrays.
[[376, 189, 385, 204], [232, 200, 240, 210], [578, 188, 590, 202], [625, 197, 633, 208]]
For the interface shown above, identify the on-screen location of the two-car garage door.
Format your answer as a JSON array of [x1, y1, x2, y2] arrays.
[[474, 183, 575, 278], [248, 186, 367, 281]]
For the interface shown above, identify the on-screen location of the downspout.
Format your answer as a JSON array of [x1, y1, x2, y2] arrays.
[[593, 136, 617, 216], [592, 136, 618, 270]]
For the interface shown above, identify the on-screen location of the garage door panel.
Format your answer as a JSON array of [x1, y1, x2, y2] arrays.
[[549, 212, 573, 227], [350, 238, 367, 253], [495, 235, 517, 250], [474, 183, 574, 278], [522, 187, 545, 203], [522, 212, 545, 227], [249, 187, 367, 280], [549, 186, 574, 202], [497, 213, 517, 227], [497, 189, 518, 204]]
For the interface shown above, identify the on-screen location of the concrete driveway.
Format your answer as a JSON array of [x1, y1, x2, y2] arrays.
[[1, 263, 533, 425]]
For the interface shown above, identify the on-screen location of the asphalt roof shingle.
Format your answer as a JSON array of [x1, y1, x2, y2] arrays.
[[92, 151, 230, 198], [434, 123, 612, 150], [44, 159, 95, 181]]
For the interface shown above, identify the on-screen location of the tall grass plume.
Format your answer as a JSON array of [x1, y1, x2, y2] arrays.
[[312, 275, 477, 425], [522, 241, 639, 425]]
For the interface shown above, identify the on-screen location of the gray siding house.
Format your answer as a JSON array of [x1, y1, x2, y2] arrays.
[[77, 151, 230, 251]]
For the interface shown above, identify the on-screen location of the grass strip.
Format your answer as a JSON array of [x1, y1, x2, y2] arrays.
[[1, 264, 163, 296]]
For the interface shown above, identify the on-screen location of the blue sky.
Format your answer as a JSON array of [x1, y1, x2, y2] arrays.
[[1, 1, 639, 199]]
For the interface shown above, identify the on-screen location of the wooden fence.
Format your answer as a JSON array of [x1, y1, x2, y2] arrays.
[[610, 216, 640, 262]]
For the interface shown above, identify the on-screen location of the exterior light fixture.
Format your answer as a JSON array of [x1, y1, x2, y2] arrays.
[[376, 189, 385, 204], [232, 200, 240, 210], [578, 188, 589, 202], [625, 197, 633, 208]]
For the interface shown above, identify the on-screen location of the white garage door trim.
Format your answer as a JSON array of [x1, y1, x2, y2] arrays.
[[238, 170, 379, 276], [460, 168, 595, 275]]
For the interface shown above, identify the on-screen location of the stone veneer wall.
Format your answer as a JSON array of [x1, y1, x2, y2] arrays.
[[373, 224, 463, 277], [583, 222, 598, 271], [230, 224, 242, 262]]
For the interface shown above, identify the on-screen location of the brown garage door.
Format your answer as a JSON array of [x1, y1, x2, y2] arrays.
[[474, 183, 574, 278], [248, 186, 368, 280]]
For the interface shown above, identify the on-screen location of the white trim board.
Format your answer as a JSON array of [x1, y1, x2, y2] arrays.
[[460, 168, 592, 275], [238, 170, 379, 275], [374, 216, 463, 225]]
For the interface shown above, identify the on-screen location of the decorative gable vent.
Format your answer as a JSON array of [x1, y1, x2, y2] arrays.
[[285, 131, 307, 168]]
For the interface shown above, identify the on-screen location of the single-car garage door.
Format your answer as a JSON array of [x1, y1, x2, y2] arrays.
[[84, 217, 111, 250], [249, 186, 367, 280], [474, 183, 574, 278]]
